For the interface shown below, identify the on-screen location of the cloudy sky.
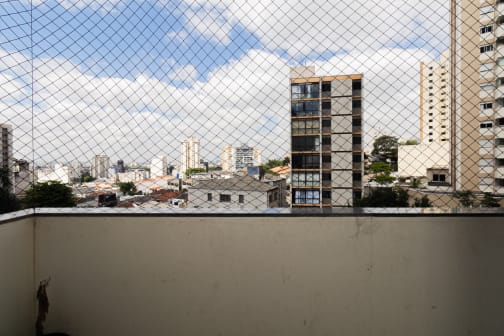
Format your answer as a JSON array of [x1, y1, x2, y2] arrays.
[[0, 0, 449, 166]]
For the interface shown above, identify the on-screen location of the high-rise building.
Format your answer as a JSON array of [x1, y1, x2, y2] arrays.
[[235, 145, 261, 171], [420, 50, 451, 143], [116, 160, 125, 173], [290, 66, 363, 207], [451, 0, 504, 194], [0, 123, 13, 191], [150, 156, 167, 177], [180, 136, 201, 174], [90, 155, 110, 179], [221, 145, 235, 173]]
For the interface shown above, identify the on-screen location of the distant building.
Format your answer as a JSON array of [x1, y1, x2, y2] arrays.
[[90, 155, 110, 179], [0, 123, 13, 191], [236, 144, 261, 171], [221, 144, 261, 173], [290, 66, 363, 207], [117, 169, 150, 182], [116, 160, 125, 173], [13, 159, 31, 197], [150, 156, 167, 178], [420, 50, 450, 144], [36, 164, 79, 184], [189, 175, 281, 209], [181, 136, 201, 174], [221, 145, 235, 173]]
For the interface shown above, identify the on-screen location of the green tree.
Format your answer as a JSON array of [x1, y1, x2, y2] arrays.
[[185, 168, 206, 176], [355, 188, 409, 207], [118, 182, 137, 195], [24, 181, 76, 208], [413, 195, 432, 208], [480, 193, 500, 208], [371, 135, 399, 171], [369, 162, 395, 185], [399, 139, 419, 146], [0, 188, 20, 214], [454, 190, 475, 208]]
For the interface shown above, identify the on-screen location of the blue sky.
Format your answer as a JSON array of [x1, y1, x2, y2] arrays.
[[0, 0, 449, 164]]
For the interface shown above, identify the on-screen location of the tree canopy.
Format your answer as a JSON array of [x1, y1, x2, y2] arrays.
[[23, 181, 76, 208], [118, 182, 137, 196], [355, 187, 409, 207], [372, 135, 399, 157]]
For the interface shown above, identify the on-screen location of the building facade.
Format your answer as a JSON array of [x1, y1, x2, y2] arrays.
[[0, 124, 13, 191], [189, 175, 281, 209], [90, 155, 110, 179], [150, 156, 167, 177], [420, 50, 451, 143], [221, 145, 235, 173], [290, 66, 363, 207], [180, 136, 201, 174], [451, 0, 504, 194]]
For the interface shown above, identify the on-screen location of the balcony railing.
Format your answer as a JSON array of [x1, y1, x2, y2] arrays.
[[2, 210, 504, 335]]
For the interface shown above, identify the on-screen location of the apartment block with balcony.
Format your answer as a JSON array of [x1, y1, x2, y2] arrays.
[[452, 0, 504, 194], [0, 123, 13, 191], [290, 66, 363, 207]]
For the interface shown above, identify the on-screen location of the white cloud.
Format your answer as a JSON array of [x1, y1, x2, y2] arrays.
[[180, 0, 448, 56], [32, 0, 122, 11], [167, 65, 198, 85], [1, 46, 432, 166], [185, 7, 234, 45]]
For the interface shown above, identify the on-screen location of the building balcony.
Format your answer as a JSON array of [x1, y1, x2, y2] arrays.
[[481, 50, 495, 61], [2, 209, 504, 336], [495, 146, 504, 158], [496, 127, 504, 138], [498, 3, 504, 21], [496, 105, 504, 118], [496, 65, 504, 78], [495, 166, 504, 178]]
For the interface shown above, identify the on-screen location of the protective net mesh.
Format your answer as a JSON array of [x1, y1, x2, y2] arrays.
[[0, 0, 502, 211]]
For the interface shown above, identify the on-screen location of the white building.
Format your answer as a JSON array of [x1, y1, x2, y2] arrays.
[[0, 123, 13, 191], [36, 164, 79, 184], [420, 50, 451, 144], [90, 155, 110, 179], [221, 145, 236, 173], [180, 136, 200, 174], [398, 142, 450, 180], [150, 156, 167, 178], [117, 169, 150, 182]]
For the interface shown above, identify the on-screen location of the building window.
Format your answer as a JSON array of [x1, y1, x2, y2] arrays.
[[480, 44, 494, 54], [480, 24, 493, 34], [291, 82, 319, 99], [219, 194, 231, 202], [238, 195, 244, 203], [292, 172, 320, 187], [292, 136, 320, 151], [292, 120, 319, 134], [291, 101, 320, 116], [292, 154, 320, 169], [480, 102, 493, 112], [480, 121, 493, 128], [207, 193, 212, 201], [432, 174, 446, 182], [293, 189, 320, 204]]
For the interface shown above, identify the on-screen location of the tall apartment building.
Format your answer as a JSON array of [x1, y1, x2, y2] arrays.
[[180, 136, 201, 174], [0, 123, 13, 191], [451, 0, 504, 194], [420, 50, 451, 143], [221, 145, 235, 173], [90, 155, 110, 179], [290, 66, 363, 207]]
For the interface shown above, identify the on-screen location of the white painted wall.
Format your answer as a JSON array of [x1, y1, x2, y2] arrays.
[[33, 215, 504, 336], [398, 142, 450, 177], [0, 218, 34, 336]]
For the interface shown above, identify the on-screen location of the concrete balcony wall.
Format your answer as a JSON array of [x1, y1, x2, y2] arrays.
[[0, 215, 35, 336], [3, 212, 504, 336], [31, 213, 504, 336]]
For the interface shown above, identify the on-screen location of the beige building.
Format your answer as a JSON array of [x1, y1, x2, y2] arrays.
[[180, 136, 201, 174], [420, 50, 451, 143], [290, 66, 363, 207], [451, 0, 504, 194], [221, 145, 235, 173]]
